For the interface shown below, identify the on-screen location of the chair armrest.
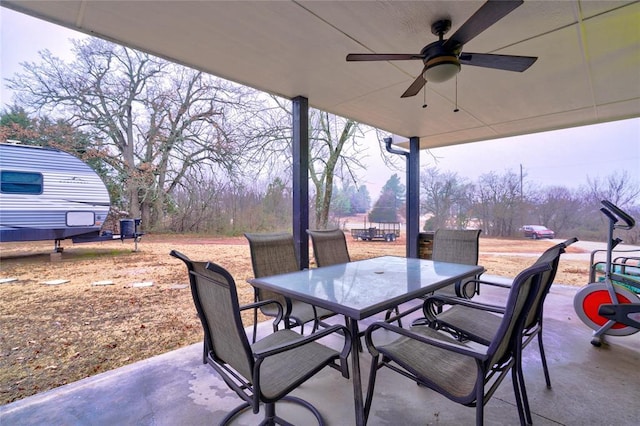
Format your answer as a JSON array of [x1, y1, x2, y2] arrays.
[[425, 294, 506, 313], [421, 294, 506, 323], [365, 321, 488, 361], [471, 278, 512, 289], [240, 299, 283, 312], [253, 324, 352, 378], [240, 299, 284, 325], [457, 278, 511, 299]]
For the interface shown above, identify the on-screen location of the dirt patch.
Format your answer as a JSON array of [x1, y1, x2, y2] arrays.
[[0, 234, 590, 405]]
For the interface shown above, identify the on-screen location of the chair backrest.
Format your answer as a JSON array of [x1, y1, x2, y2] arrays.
[[432, 229, 481, 298], [431, 229, 481, 265], [245, 232, 300, 305], [245, 232, 300, 277], [307, 229, 351, 267], [170, 250, 212, 360], [524, 237, 578, 329], [171, 250, 253, 379], [487, 261, 551, 367]]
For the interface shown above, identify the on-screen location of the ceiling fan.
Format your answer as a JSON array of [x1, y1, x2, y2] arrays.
[[346, 0, 537, 98]]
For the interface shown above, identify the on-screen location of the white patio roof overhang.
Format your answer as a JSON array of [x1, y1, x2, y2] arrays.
[[4, 0, 639, 260]]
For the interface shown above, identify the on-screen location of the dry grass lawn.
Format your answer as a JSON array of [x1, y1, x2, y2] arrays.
[[0, 234, 590, 405]]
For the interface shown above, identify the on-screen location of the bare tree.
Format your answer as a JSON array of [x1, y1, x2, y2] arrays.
[[309, 111, 368, 228], [586, 171, 640, 208], [247, 96, 369, 229], [420, 168, 473, 230], [7, 38, 256, 229], [532, 186, 583, 235], [475, 170, 521, 237]]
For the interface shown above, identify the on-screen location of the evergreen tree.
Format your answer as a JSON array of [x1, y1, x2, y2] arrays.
[[351, 185, 371, 214], [369, 174, 404, 222]]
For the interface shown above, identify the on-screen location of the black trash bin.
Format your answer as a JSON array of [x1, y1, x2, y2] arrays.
[[120, 219, 135, 238]]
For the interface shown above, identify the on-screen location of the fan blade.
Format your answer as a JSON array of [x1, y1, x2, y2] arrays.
[[401, 66, 428, 98], [459, 52, 537, 72], [443, 0, 523, 50], [346, 53, 424, 61]]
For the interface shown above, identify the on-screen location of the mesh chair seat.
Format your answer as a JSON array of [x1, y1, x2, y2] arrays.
[[377, 326, 479, 400], [429, 308, 501, 345], [252, 329, 342, 400]]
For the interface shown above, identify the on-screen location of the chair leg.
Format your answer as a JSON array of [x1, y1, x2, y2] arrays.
[[475, 384, 484, 426], [384, 307, 403, 327], [393, 306, 402, 327], [537, 329, 552, 389], [267, 397, 324, 426], [312, 314, 320, 333], [220, 401, 252, 426], [363, 354, 380, 425], [226, 398, 323, 426], [511, 350, 533, 426], [410, 317, 429, 327], [519, 365, 533, 425], [261, 402, 277, 426], [284, 316, 302, 334], [512, 366, 528, 426]]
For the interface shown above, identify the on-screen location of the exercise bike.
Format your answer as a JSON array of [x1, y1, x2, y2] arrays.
[[573, 200, 640, 347]]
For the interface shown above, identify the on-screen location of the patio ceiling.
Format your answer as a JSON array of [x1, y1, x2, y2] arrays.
[[3, 1, 639, 150]]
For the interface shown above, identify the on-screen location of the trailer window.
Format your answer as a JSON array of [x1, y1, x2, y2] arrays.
[[1, 171, 43, 194]]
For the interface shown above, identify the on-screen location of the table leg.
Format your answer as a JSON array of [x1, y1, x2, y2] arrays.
[[346, 316, 364, 426]]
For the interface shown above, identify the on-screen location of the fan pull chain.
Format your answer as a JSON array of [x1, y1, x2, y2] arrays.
[[454, 75, 459, 112], [422, 84, 428, 109]]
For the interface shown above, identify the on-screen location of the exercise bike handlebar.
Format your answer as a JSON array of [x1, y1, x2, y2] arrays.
[[601, 200, 635, 230]]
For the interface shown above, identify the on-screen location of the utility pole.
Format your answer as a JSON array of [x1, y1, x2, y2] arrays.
[[520, 164, 524, 228]]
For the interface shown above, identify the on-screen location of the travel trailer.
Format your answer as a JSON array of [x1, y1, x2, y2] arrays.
[[0, 143, 140, 250]]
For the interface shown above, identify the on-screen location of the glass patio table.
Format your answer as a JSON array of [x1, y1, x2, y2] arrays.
[[249, 255, 484, 426]]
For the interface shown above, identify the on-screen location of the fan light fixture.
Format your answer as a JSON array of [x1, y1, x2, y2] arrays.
[[346, 2, 538, 98], [424, 55, 461, 83]]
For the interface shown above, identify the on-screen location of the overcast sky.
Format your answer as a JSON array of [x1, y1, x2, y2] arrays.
[[2, 7, 639, 197]]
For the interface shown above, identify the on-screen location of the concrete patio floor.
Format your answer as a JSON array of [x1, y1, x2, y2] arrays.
[[1, 278, 639, 425]]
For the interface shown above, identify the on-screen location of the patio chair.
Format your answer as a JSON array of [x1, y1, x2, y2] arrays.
[[364, 261, 552, 426], [170, 250, 351, 425], [307, 228, 350, 267], [394, 229, 482, 325], [245, 232, 335, 343], [420, 237, 578, 401]]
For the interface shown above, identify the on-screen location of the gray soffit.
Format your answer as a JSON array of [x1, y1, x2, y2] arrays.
[[3, 1, 639, 149]]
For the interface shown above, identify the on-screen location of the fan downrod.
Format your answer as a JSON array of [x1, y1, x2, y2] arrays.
[[431, 19, 451, 38]]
